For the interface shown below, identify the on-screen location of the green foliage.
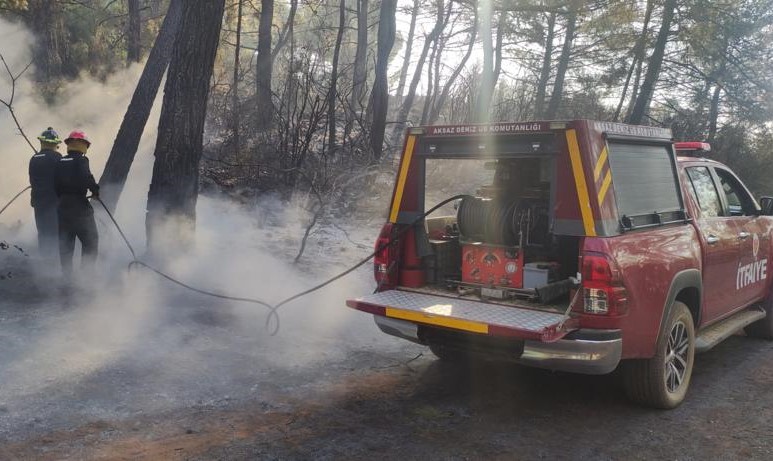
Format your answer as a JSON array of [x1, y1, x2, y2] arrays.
[[1, 0, 170, 90], [0, 0, 27, 10], [2, 0, 772, 191]]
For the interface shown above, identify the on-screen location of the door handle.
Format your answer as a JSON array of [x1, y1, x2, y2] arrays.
[[738, 231, 750, 240], [707, 235, 719, 245]]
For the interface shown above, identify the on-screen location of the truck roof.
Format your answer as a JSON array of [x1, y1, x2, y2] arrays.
[[410, 120, 673, 141], [676, 155, 725, 167]]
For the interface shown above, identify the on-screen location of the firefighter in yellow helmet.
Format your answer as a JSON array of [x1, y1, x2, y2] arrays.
[[29, 127, 63, 258], [55, 130, 100, 275]]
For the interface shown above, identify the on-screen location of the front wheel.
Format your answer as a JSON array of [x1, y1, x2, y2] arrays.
[[622, 302, 695, 409]]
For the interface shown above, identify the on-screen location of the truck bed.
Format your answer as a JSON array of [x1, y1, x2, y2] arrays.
[[400, 284, 570, 313], [346, 288, 577, 342]]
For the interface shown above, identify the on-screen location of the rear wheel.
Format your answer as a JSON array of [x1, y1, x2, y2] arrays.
[[429, 343, 469, 362], [744, 296, 773, 339], [623, 302, 695, 409]]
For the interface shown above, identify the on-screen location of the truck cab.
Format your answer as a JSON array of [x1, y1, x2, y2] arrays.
[[347, 120, 773, 408], [678, 153, 770, 319]]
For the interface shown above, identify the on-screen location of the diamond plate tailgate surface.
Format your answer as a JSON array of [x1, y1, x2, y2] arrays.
[[347, 290, 573, 342]]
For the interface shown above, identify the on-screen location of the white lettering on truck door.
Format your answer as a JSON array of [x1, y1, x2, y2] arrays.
[[737, 258, 768, 290]]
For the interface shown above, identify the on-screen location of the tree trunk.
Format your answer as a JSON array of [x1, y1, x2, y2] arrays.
[[145, 0, 226, 251], [327, 0, 346, 152], [428, 11, 477, 124], [232, 0, 243, 157], [272, 0, 297, 62], [256, 0, 275, 132], [127, 0, 142, 63], [344, 0, 368, 141], [615, 0, 653, 121], [626, 59, 644, 121], [475, 0, 493, 122], [351, 0, 369, 114], [99, 0, 184, 212], [492, 11, 506, 90], [706, 38, 729, 143], [420, 33, 440, 125], [544, 8, 577, 119], [392, 0, 445, 138], [707, 83, 722, 143], [421, 0, 453, 125], [394, 0, 420, 103], [367, 0, 397, 161], [627, 0, 676, 125], [150, 0, 162, 15], [27, 0, 75, 81], [534, 11, 556, 119]]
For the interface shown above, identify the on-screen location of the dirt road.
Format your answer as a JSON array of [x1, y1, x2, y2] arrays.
[[1, 253, 773, 460]]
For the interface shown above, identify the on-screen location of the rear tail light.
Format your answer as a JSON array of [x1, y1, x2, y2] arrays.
[[579, 252, 628, 316], [374, 223, 399, 289]]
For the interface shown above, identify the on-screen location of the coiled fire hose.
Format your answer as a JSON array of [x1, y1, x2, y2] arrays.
[[2, 186, 470, 335]]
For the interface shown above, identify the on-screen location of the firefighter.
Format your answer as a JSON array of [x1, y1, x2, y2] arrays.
[[29, 127, 63, 258], [55, 130, 100, 275]]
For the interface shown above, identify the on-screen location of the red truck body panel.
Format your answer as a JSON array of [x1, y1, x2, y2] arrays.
[[351, 120, 773, 371], [580, 226, 702, 358], [677, 158, 773, 323]]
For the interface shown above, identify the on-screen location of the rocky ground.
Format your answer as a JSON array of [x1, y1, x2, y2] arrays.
[[1, 206, 773, 460]]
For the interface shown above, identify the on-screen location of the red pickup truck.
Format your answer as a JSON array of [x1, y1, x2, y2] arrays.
[[347, 120, 773, 408]]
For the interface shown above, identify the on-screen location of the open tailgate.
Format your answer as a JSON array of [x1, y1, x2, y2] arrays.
[[347, 290, 577, 342]]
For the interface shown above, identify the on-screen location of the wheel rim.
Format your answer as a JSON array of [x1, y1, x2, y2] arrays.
[[665, 320, 690, 393]]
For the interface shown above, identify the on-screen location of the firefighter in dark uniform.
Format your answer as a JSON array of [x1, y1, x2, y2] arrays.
[[29, 127, 63, 258], [55, 130, 99, 274]]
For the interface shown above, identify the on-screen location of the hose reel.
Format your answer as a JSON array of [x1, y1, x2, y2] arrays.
[[457, 196, 548, 246]]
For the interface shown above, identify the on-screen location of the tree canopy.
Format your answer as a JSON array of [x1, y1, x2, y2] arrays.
[[2, 0, 772, 199]]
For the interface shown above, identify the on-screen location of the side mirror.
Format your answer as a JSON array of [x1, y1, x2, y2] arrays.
[[760, 196, 773, 215]]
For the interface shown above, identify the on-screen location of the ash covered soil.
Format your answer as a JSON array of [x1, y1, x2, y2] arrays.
[[2, 216, 773, 460]]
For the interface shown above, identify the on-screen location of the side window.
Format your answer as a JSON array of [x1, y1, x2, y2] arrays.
[[686, 167, 722, 218], [685, 173, 701, 211], [715, 168, 755, 216]]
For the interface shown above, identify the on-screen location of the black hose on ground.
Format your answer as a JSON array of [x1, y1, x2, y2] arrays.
[[91, 194, 472, 336], [127, 259, 281, 332], [93, 197, 137, 260], [4, 187, 470, 335], [90, 198, 282, 333]]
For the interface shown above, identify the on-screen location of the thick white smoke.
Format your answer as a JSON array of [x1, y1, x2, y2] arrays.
[[1, 20, 154, 233], [0, 16, 392, 410]]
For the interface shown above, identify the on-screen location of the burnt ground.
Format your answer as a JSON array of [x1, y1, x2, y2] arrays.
[[2, 253, 773, 460]]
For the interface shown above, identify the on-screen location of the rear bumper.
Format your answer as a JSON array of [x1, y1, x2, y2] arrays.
[[374, 316, 621, 375], [519, 330, 622, 375]]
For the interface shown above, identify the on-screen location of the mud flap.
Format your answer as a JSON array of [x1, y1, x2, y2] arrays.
[[347, 290, 577, 342]]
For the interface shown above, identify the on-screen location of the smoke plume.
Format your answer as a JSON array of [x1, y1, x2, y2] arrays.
[[0, 16, 389, 421]]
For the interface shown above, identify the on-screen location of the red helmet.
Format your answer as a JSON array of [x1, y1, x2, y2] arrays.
[[64, 130, 91, 147]]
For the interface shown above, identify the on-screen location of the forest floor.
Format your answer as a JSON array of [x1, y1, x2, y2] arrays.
[[1, 197, 773, 460]]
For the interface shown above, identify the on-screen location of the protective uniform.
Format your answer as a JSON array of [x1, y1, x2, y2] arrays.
[[55, 131, 99, 274], [29, 127, 63, 257]]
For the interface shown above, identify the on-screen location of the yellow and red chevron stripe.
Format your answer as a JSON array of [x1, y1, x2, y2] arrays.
[[593, 145, 613, 205]]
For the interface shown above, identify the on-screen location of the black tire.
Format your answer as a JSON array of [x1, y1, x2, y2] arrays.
[[622, 302, 695, 409], [744, 296, 773, 339], [429, 343, 469, 362]]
